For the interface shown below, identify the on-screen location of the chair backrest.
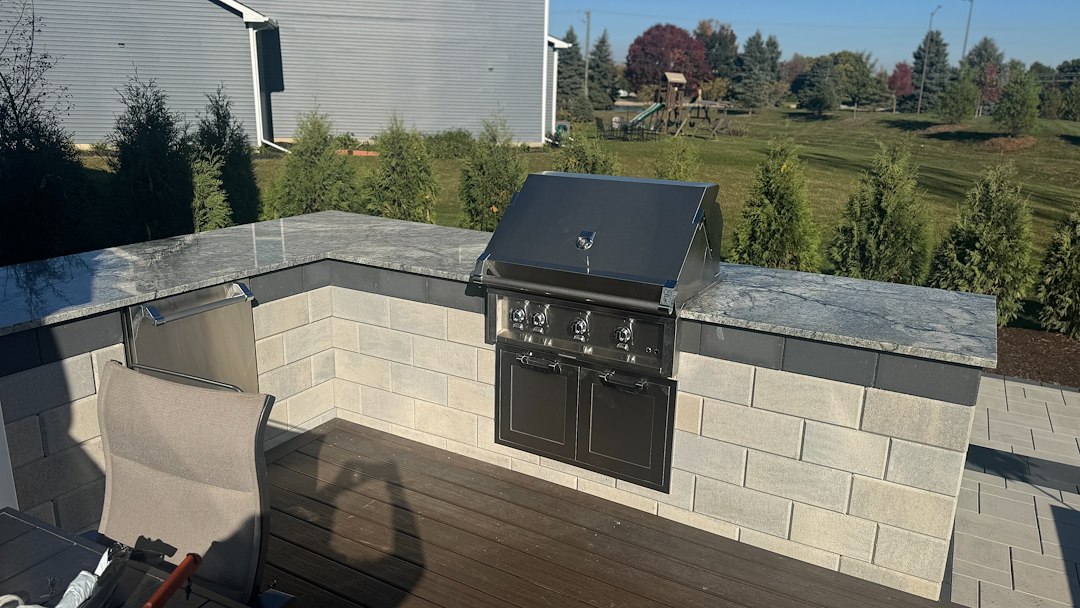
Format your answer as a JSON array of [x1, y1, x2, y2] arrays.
[[96, 361, 274, 604]]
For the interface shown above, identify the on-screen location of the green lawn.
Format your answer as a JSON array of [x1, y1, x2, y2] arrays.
[[201, 108, 1080, 260]]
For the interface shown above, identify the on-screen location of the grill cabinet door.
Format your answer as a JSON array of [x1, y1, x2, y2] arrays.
[[576, 370, 676, 492], [496, 346, 578, 460]]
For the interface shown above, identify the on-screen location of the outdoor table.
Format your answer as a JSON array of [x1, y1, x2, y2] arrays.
[[0, 508, 245, 608]]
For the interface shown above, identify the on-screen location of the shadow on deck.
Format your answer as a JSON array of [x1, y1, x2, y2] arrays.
[[262, 419, 957, 608]]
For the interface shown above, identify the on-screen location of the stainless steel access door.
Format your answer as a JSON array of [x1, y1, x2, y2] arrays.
[[125, 282, 258, 393]]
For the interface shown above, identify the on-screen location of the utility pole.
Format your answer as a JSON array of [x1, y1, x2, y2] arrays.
[[916, 5, 942, 115], [960, 0, 974, 61], [583, 10, 591, 97]]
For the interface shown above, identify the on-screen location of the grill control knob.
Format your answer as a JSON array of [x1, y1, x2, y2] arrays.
[[509, 307, 526, 323], [569, 317, 588, 336], [613, 325, 633, 344], [531, 311, 547, 326]]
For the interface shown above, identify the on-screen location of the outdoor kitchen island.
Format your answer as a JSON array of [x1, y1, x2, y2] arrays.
[[0, 206, 995, 606]]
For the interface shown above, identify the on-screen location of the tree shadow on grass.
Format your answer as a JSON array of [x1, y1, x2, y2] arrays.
[[923, 131, 998, 143], [787, 112, 839, 122], [1060, 134, 1080, 147], [882, 118, 932, 132]]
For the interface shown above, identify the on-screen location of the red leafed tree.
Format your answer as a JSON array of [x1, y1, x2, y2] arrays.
[[888, 62, 914, 97], [977, 63, 1002, 105], [625, 24, 711, 91]]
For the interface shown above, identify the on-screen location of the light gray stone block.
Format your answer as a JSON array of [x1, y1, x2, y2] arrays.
[[848, 476, 957, 538], [579, 478, 658, 514], [801, 421, 889, 478], [90, 344, 125, 390], [333, 379, 361, 414], [335, 350, 391, 391], [745, 450, 852, 512], [872, 524, 948, 581], [282, 318, 332, 363], [788, 502, 877, 561], [477, 349, 495, 385], [336, 409, 390, 433], [988, 419, 1035, 449], [389, 298, 447, 339], [1025, 385, 1067, 405], [739, 528, 841, 570], [13, 437, 105, 509], [989, 407, 1053, 432], [360, 386, 415, 427], [333, 287, 390, 327], [255, 335, 284, 373], [288, 381, 335, 426], [253, 293, 308, 339], [40, 395, 99, 454], [616, 468, 695, 509], [656, 504, 739, 539], [701, 399, 804, 459], [861, 388, 974, 451], [308, 286, 333, 321], [979, 580, 1073, 608], [511, 459, 577, 489], [358, 324, 413, 364], [0, 354, 96, 421], [415, 400, 476, 444], [677, 353, 755, 406], [1012, 559, 1080, 604], [5, 416, 43, 468], [447, 377, 494, 418], [951, 532, 1012, 574], [979, 492, 1037, 527], [392, 424, 449, 450], [447, 309, 490, 350], [694, 476, 792, 537], [838, 557, 940, 600], [752, 368, 864, 428], [1031, 430, 1080, 459], [674, 392, 703, 434], [391, 363, 448, 405], [885, 439, 966, 495], [1010, 545, 1078, 574], [957, 488, 978, 512], [672, 430, 746, 485], [412, 335, 477, 380], [953, 508, 1042, 552], [312, 350, 335, 385], [330, 317, 359, 352], [444, 439, 513, 469], [943, 573, 979, 608], [539, 457, 616, 486], [258, 359, 312, 401], [54, 477, 105, 532]]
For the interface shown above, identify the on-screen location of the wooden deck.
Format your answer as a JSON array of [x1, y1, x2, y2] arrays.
[[263, 419, 954, 608]]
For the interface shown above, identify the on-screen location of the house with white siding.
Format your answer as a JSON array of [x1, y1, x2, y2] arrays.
[[34, 0, 567, 145]]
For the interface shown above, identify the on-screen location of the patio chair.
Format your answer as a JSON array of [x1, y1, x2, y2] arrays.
[[93, 360, 290, 607]]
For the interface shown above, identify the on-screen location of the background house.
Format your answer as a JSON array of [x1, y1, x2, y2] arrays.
[[34, 0, 559, 145]]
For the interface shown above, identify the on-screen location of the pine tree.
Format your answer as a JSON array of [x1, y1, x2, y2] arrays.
[[653, 137, 700, 181], [694, 19, 738, 79], [265, 110, 361, 218], [928, 165, 1034, 325], [912, 30, 951, 112], [195, 86, 260, 224], [191, 151, 233, 232], [938, 73, 980, 124], [730, 139, 821, 272], [361, 117, 437, 223], [557, 27, 586, 116], [798, 61, 839, 116], [555, 138, 618, 175], [733, 31, 779, 110], [830, 142, 929, 284], [589, 31, 617, 107], [1037, 204, 1080, 339], [459, 132, 526, 232], [994, 70, 1040, 136]]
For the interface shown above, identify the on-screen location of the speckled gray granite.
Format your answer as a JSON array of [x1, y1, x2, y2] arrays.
[[0, 211, 996, 367]]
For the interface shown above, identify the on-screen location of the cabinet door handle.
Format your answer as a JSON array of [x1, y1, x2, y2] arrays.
[[599, 371, 647, 393], [516, 354, 559, 373]]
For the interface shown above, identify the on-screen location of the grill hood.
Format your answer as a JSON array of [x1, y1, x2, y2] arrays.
[[471, 172, 722, 315]]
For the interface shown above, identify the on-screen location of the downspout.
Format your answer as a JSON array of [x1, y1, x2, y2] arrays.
[[540, 0, 549, 143], [551, 49, 559, 134], [247, 24, 289, 152]]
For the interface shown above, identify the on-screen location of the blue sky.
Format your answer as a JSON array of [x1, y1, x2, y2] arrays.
[[549, 0, 1079, 72]]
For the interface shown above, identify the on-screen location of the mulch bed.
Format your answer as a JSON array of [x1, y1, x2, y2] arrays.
[[982, 136, 1037, 153], [985, 327, 1080, 388], [922, 124, 964, 135]]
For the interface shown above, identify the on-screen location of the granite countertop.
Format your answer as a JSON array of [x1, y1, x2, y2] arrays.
[[0, 211, 997, 367]]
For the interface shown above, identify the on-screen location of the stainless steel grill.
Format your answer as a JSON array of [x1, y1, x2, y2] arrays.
[[472, 172, 722, 492]]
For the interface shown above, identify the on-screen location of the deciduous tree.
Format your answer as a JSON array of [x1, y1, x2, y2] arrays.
[[938, 73, 980, 124], [829, 142, 929, 284], [730, 139, 821, 271], [929, 164, 1034, 325], [832, 51, 888, 114], [888, 62, 914, 98], [625, 24, 710, 91], [694, 19, 737, 79], [962, 37, 1004, 115]]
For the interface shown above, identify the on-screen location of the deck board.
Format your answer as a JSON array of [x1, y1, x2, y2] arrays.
[[265, 419, 957, 608]]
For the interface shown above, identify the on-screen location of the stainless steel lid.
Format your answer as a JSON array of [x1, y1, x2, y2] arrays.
[[472, 172, 722, 315]]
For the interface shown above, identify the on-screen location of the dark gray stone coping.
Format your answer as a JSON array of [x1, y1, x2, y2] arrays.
[[0, 211, 995, 369]]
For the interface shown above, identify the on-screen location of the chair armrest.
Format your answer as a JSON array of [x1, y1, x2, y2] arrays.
[[255, 589, 295, 608]]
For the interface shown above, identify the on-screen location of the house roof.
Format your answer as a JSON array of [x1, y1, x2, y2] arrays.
[[546, 35, 572, 49], [215, 0, 274, 26]]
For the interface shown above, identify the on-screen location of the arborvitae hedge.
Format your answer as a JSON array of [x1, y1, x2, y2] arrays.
[[555, 138, 619, 175], [362, 117, 437, 223], [459, 140, 526, 232], [730, 139, 821, 272], [1037, 205, 1080, 339], [829, 142, 929, 284], [191, 151, 233, 232], [266, 111, 361, 218], [928, 164, 1034, 325], [653, 136, 701, 181], [195, 87, 260, 224]]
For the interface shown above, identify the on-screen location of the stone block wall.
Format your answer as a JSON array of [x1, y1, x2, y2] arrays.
[[1, 341, 125, 530]]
